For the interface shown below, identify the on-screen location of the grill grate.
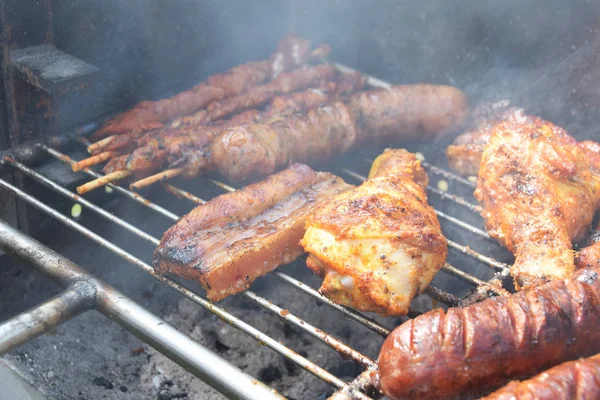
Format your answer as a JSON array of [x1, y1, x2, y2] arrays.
[[0, 67, 515, 399]]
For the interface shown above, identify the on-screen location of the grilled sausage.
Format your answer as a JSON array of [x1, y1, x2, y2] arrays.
[[482, 354, 600, 400], [378, 267, 600, 400], [211, 84, 468, 181]]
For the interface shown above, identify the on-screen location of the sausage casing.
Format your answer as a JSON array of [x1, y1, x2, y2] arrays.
[[378, 267, 600, 400]]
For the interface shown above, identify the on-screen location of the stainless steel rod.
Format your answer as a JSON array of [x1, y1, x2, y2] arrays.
[[15, 155, 386, 363], [0, 175, 352, 391], [272, 271, 391, 337], [421, 161, 476, 188], [43, 145, 179, 221], [0, 282, 94, 355], [157, 179, 393, 337], [243, 291, 377, 369], [0, 220, 283, 400]]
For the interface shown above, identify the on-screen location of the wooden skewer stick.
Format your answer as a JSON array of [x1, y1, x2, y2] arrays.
[[72, 151, 119, 172], [129, 168, 184, 191], [87, 136, 116, 154], [76, 170, 132, 195]]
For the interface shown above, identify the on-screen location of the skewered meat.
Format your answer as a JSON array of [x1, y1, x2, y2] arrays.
[[93, 34, 320, 139], [153, 163, 352, 301], [475, 119, 600, 289], [100, 70, 366, 177], [211, 84, 468, 181], [301, 149, 447, 316], [482, 354, 600, 400], [378, 266, 600, 400], [91, 63, 340, 156]]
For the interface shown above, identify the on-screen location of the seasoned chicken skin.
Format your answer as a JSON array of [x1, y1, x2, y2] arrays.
[[301, 149, 447, 316], [475, 119, 600, 289]]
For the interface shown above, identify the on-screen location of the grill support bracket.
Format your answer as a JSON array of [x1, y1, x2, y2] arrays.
[[0, 220, 284, 400]]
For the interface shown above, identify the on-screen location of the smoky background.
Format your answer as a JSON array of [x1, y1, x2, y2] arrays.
[[1, 1, 600, 399]]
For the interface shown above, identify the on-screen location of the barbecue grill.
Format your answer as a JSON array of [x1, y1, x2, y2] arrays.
[[1, 2, 600, 399]]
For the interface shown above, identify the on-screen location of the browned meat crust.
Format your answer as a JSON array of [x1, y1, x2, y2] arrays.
[[482, 354, 600, 400], [94, 63, 337, 155], [475, 119, 600, 289], [211, 84, 468, 181], [93, 34, 317, 139], [378, 267, 600, 400], [153, 163, 352, 301], [301, 149, 447, 316]]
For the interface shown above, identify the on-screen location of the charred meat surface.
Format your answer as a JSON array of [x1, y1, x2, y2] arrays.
[[301, 149, 447, 317], [379, 266, 600, 400], [482, 353, 600, 400], [153, 163, 352, 301], [211, 84, 468, 181], [475, 119, 600, 289], [93, 34, 317, 138], [99, 69, 366, 178]]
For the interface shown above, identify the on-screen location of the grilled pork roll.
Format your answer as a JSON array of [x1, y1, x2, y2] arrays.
[[482, 354, 600, 400], [300, 149, 447, 317], [379, 267, 600, 400], [153, 163, 352, 301], [211, 84, 468, 181]]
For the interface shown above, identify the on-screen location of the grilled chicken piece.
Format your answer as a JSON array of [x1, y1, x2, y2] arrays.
[[475, 119, 600, 289], [301, 149, 447, 316], [153, 163, 352, 301]]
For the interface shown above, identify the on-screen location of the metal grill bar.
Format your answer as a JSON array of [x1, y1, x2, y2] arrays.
[[338, 167, 486, 236], [1, 63, 517, 400], [203, 177, 464, 306], [421, 161, 476, 188], [0, 174, 365, 396], [0, 282, 94, 355], [41, 147, 393, 339], [0, 220, 283, 400], [336, 167, 508, 273], [43, 145, 180, 221]]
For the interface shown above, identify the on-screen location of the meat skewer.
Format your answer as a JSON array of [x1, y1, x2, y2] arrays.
[[153, 163, 352, 301], [378, 266, 600, 400], [125, 83, 467, 191], [86, 62, 337, 157], [78, 83, 466, 194], [482, 353, 600, 400], [125, 72, 367, 188], [92, 34, 323, 139], [301, 149, 447, 316], [75, 72, 367, 194], [208, 84, 468, 181]]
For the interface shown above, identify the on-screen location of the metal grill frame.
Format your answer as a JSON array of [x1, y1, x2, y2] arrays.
[[0, 66, 512, 400]]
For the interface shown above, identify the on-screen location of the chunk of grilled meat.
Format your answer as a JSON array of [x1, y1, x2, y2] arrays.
[[379, 266, 600, 400], [475, 119, 600, 289], [482, 353, 600, 400], [94, 64, 340, 155], [153, 163, 352, 301], [93, 34, 322, 139], [301, 149, 447, 317], [211, 84, 468, 181], [101, 70, 366, 176]]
